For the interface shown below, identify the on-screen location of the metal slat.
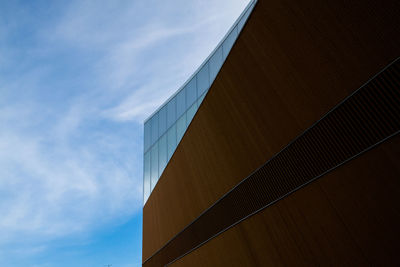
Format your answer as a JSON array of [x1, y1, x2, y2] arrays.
[[144, 58, 400, 267]]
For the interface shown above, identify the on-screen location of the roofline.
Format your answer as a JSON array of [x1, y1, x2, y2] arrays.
[[143, 0, 257, 124]]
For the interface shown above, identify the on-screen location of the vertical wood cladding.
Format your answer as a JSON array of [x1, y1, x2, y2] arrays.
[[144, 60, 400, 267], [143, 0, 400, 262], [171, 135, 400, 266]]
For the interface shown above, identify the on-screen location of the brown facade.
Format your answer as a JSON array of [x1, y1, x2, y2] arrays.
[[143, 0, 400, 265], [171, 134, 400, 266]]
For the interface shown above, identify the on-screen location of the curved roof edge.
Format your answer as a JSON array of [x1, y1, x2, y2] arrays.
[[144, 0, 258, 124]]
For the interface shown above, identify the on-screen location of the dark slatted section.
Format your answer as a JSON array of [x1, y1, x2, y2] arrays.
[[143, 58, 400, 267]]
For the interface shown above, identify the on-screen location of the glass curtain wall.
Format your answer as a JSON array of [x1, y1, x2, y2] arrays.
[[143, 0, 257, 204]]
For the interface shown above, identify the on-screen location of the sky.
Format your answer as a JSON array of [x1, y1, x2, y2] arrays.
[[0, 0, 249, 266]]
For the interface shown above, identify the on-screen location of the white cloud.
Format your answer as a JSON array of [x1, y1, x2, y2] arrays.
[[0, 108, 141, 244], [0, 0, 250, 261], [47, 0, 250, 122]]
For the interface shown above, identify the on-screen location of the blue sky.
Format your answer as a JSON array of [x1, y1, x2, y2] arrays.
[[0, 0, 249, 266]]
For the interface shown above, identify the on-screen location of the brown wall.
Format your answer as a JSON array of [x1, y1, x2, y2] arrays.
[[143, 0, 400, 261], [171, 134, 400, 267]]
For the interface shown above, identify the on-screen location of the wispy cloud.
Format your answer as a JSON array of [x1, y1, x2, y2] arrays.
[[0, 106, 141, 241], [47, 0, 250, 123], [0, 0, 249, 263]]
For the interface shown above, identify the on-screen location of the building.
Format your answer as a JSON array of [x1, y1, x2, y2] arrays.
[[143, 0, 400, 266]]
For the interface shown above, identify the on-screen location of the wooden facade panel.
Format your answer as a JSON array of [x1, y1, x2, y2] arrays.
[[171, 135, 400, 266], [143, 0, 400, 260]]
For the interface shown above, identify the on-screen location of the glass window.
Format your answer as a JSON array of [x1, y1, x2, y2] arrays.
[[177, 88, 186, 118], [143, 151, 151, 204], [158, 105, 167, 138], [197, 92, 206, 108], [177, 114, 186, 144], [238, 6, 251, 33], [150, 143, 158, 191], [167, 124, 177, 161], [158, 134, 167, 177], [209, 46, 223, 84], [186, 102, 198, 127], [223, 26, 238, 60], [197, 62, 210, 97], [151, 113, 159, 145], [186, 78, 197, 109], [144, 120, 151, 152], [167, 97, 176, 128]]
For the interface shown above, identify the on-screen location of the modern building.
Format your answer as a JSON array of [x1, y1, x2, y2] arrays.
[[143, 0, 400, 266]]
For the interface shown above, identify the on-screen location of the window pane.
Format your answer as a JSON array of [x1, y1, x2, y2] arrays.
[[144, 120, 151, 152], [238, 5, 251, 33], [158, 105, 167, 138], [177, 88, 186, 118], [186, 102, 198, 127], [177, 114, 186, 143], [197, 92, 206, 108], [143, 151, 151, 204], [167, 124, 177, 161], [223, 26, 238, 60], [197, 62, 210, 97], [186, 78, 197, 108], [158, 134, 167, 177], [151, 113, 159, 145], [167, 97, 176, 128], [150, 143, 158, 191], [209, 46, 223, 84]]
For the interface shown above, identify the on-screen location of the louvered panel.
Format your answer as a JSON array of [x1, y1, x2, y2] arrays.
[[144, 58, 400, 267]]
